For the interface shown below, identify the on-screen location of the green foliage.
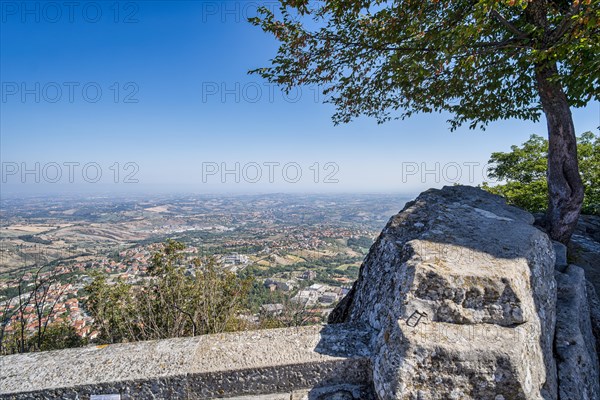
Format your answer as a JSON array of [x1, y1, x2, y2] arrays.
[[0, 321, 86, 355], [37, 321, 87, 351], [246, 281, 288, 313], [257, 296, 319, 329], [347, 236, 374, 251], [17, 235, 52, 245], [85, 241, 254, 343], [483, 132, 600, 215], [250, 0, 599, 129], [0, 267, 79, 355], [85, 272, 135, 344], [579, 131, 600, 215]]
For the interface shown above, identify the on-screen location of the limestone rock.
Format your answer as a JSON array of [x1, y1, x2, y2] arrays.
[[330, 186, 557, 400], [569, 214, 600, 310], [575, 215, 600, 243], [552, 241, 568, 272], [554, 265, 600, 400], [586, 280, 600, 361]]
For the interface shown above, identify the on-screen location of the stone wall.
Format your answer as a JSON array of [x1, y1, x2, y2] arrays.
[[0, 324, 375, 400]]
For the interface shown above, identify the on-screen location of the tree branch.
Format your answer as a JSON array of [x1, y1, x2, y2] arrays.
[[490, 10, 529, 39], [548, 1, 582, 43]]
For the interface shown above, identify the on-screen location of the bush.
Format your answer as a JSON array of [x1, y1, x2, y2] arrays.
[[85, 240, 254, 343]]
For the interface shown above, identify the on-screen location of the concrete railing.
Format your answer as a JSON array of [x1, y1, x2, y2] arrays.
[[0, 324, 375, 400]]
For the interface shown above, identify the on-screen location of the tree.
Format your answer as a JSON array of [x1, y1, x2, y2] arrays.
[[36, 320, 87, 352], [250, 0, 599, 243], [0, 267, 73, 355], [84, 272, 135, 344], [85, 241, 254, 343], [484, 131, 600, 216], [578, 131, 600, 215], [258, 296, 316, 329]]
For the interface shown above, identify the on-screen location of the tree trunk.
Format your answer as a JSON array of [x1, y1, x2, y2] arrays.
[[535, 63, 584, 244]]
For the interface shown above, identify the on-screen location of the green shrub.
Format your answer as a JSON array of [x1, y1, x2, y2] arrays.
[[483, 132, 600, 216]]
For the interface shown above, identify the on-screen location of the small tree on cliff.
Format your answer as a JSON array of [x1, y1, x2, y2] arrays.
[[250, 0, 599, 243]]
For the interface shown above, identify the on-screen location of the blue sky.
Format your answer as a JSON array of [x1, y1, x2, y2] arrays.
[[1, 1, 598, 196]]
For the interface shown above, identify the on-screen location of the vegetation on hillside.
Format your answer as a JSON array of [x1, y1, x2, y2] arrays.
[[0, 267, 85, 355], [85, 240, 254, 343], [483, 132, 600, 216], [1, 239, 343, 353]]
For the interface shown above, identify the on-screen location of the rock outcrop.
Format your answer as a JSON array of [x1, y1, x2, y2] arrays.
[[570, 216, 600, 294], [554, 264, 599, 400], [569, 215, 600, 361], [586, 280, 600, 363], [331, 186, 560, 399]]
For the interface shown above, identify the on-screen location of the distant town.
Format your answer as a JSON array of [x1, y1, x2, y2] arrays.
[[0, 193, 410, 343]]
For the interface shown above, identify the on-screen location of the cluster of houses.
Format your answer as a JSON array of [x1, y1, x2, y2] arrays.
[[1, 282, 97, 341], [291, 283, 348, 307], [263, 272, 349, 308]]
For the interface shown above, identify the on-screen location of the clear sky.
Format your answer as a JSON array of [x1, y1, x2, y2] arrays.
[[1, 1, 598, 196]]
